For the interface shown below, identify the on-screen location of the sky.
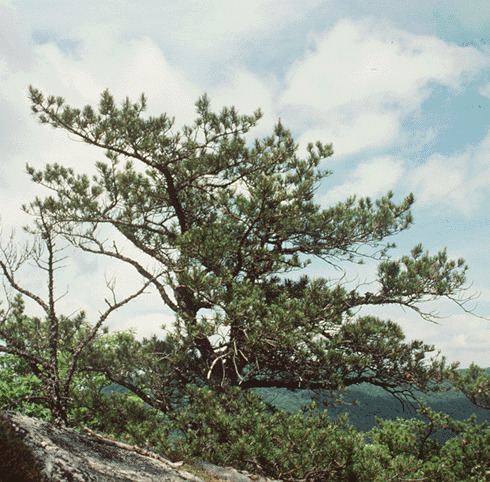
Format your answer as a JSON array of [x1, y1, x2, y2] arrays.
[[0, 0, 489, 367]]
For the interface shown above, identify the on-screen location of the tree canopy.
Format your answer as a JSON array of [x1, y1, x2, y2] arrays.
[[0, 87, 488, 481], [19, 87, 470, 408]]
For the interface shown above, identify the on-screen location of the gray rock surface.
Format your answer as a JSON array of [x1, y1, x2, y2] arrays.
[[1, 412, 281, 482], [1, 412, 202, 481], [194, 462, 281, 482]]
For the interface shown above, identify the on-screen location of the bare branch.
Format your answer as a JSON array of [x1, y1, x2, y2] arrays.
[[64, 277, 153, 397]]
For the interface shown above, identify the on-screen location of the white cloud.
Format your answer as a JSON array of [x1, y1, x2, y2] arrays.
[[160, 0, 319, 47], [479, 82, 490, 98], [283, 19, 487, 113], [1, 3, 489, 365], [11, 0, 324, 76], [401, 314, 490, 368], [30, 29, 200, 122], [322, 156, 404, 205], [357, 302, 490, 367], [409, 129, 490, 214], [0, 10, 204, 334], [0, 19, 204, 223], [0, 5, 34, 70], [298, 109, 400, 157], [281, 18, 488, 157], [0, 5, 285, 337], [209, 68, 278, 135]]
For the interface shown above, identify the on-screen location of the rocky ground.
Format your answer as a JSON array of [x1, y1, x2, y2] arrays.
[[0, 412, 279, 482]]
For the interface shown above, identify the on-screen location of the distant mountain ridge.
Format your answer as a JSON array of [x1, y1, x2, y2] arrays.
[[256, 368, 490, 433], [105, 368, 489, 433]]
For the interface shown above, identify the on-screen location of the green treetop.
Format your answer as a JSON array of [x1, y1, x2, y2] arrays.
[[23, 87, 469, 410]]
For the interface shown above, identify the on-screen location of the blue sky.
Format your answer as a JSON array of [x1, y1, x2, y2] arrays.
[[0, 0, 489, 366]]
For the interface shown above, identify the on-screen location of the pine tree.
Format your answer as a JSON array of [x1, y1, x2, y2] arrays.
[[23, 87, 470, 409]]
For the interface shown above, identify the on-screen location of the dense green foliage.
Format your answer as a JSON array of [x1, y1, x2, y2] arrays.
[[451, 364, 490, 409], [5, 353, 489, 481], [0, 88, 489, 480], [156, 387, 490, 481], [23, 86, 469, 403]]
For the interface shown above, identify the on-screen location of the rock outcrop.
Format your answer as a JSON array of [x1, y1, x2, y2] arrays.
[[0, 412, 279, 482], [1, 412, 202, 481]]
